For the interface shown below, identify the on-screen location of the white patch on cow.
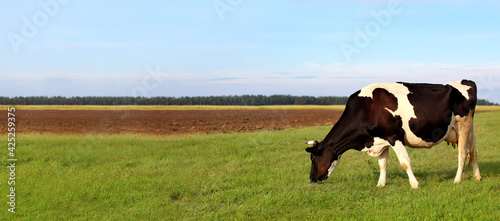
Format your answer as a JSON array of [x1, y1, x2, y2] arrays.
[[327, 160, 339, 177], [307, 140, 316, 145], [446, 80, 471, 100], [358, 83, 396, 98], [361, 137, 390, 157], [358, 82, 416, 117]]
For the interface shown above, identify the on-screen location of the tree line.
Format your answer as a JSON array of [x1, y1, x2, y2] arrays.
[[0, 95, 349, 105], [0, 95, 497, 106]]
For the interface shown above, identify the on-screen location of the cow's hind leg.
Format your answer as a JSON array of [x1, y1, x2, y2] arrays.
[[391, 141, 419, 189], [377, 148, 389, 187], [454, 113, 479, 183], [470, 123, 481, 181]]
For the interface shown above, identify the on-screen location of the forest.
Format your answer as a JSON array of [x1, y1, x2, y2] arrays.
[[0, 95, 497, 106]]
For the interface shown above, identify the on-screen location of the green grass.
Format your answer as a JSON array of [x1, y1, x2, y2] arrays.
[[1, 112, 499, 220]]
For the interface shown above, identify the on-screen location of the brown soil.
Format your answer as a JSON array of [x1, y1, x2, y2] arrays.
[[1, 109, 343, 136]]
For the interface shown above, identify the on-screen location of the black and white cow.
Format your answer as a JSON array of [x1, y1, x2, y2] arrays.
[[305, 80, 481, 188]]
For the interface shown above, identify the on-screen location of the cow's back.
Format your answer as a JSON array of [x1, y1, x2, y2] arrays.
[[357, 80, 476, 148]]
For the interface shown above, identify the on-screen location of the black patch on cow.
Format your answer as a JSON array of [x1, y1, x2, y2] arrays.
[[363, 88, 404, 146], [402, 82, 471, 143]]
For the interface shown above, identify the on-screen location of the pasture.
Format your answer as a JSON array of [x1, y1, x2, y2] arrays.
[[1, 109, 499, 220]]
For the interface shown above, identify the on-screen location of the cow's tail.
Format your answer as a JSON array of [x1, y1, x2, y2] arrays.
[[467, 115, 477, 168]]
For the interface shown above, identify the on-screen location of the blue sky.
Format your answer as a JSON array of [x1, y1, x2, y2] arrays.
[[1, 0, 499, 103]]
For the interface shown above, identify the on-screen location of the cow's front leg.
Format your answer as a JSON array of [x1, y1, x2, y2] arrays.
[[391, 141, 419, 189], [377, 148, 389, 187]]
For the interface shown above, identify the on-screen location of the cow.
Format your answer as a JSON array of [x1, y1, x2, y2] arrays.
[[305, 79, 481, 188]]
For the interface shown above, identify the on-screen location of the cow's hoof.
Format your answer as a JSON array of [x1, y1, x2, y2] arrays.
[[410, 182, 419, 189]]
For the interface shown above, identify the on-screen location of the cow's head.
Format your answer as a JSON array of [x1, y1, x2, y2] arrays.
[[305, 140, 341, 183]]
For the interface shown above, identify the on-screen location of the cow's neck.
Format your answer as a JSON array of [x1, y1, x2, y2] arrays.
[[321, 113, 369, 157]]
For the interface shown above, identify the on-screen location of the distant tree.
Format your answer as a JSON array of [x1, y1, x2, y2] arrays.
[[0, 96, 497, 106]]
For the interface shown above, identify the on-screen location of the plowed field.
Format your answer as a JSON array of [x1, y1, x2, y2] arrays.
[[2, 109, 343, 135]]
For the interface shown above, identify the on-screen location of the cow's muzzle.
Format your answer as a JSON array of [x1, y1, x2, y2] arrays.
[[310, 175, 328, 183]]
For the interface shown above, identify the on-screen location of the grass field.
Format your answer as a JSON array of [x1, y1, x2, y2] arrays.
[[1, 111, 499, 220]]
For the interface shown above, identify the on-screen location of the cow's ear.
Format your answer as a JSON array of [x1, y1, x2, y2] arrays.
[[305, 147, 323, 156], [305, 147, 315, 153]]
